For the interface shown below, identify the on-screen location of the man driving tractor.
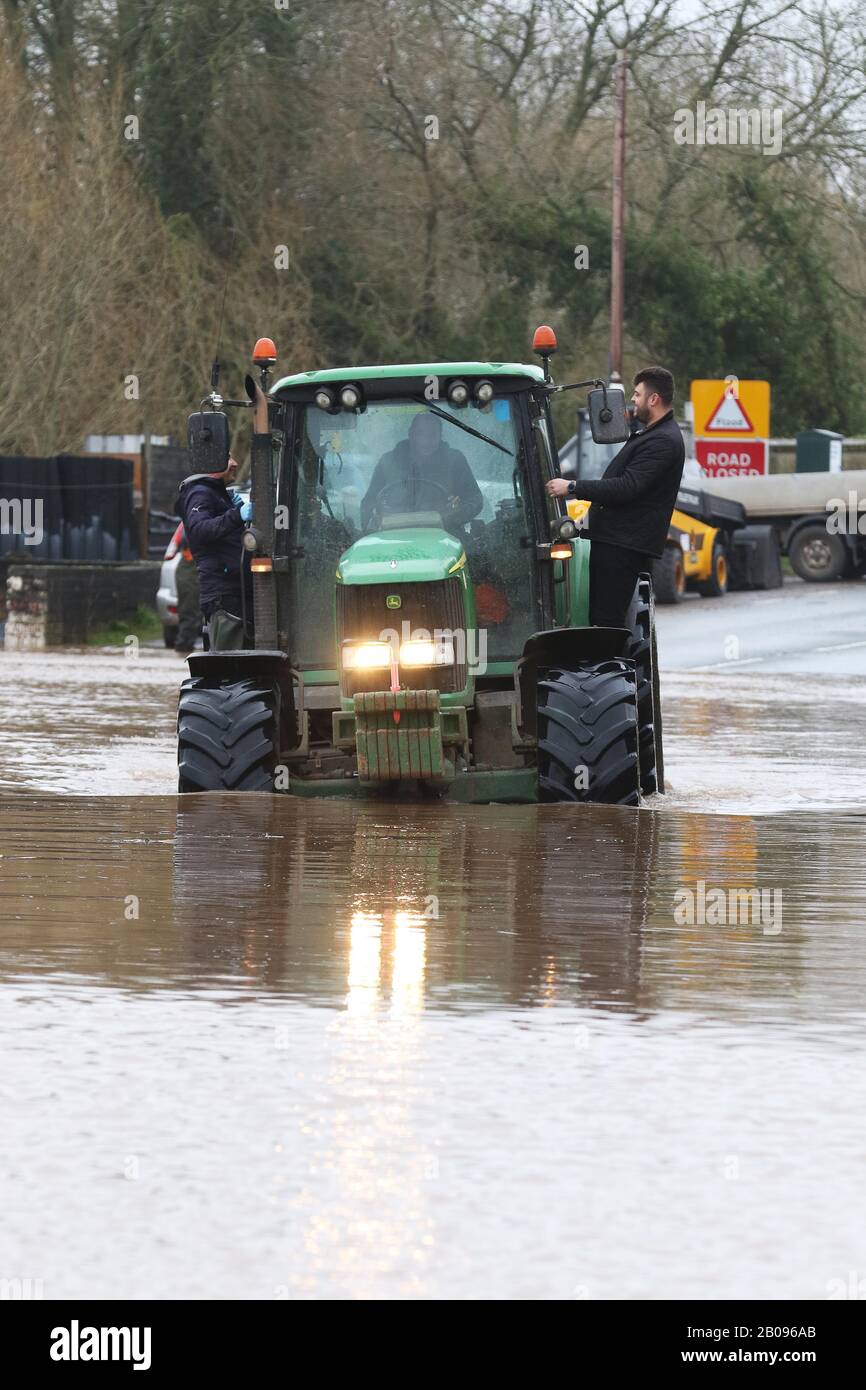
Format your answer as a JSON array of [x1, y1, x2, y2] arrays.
[[360, 411, 483, 535]]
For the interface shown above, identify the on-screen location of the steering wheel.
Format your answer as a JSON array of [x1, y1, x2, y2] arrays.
[[370, 476, 453, 519]]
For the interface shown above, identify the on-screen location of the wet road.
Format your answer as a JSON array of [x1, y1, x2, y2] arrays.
[[656, 574, 866, 675], [1, 582, 864, 1299]]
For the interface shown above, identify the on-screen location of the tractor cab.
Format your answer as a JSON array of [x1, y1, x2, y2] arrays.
[[272, 365, 557, 699]]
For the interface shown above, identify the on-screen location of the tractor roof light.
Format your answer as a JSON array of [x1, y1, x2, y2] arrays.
[[252, 337, 277, 368], [314, 386, 337, 411], [532, 324, 557, 383], [252, 337, 277, 393], [447, 379, 470, 407], [339, 383, 363, 411], [474, 379, 495, 405]]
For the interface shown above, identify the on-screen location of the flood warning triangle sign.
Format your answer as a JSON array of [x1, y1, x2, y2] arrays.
[[705, 391, 754, 433]]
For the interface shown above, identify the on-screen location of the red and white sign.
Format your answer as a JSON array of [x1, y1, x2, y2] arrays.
[[703, 392, 755, 433], [696, 438, 767, 477]]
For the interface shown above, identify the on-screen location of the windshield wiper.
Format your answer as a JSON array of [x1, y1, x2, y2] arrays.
[[416, 399, 514, 456]]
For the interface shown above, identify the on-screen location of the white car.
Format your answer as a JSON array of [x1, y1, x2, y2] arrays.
[[156, 521, 185, 647], [156, 491, 249, 648]]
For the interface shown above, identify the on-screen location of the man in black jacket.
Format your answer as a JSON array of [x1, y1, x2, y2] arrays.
[[176, 455, 252, 650], [547, 366, 685, 627]]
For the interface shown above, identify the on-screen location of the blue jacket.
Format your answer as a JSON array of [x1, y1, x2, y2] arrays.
[[176, 474, 244, 606]]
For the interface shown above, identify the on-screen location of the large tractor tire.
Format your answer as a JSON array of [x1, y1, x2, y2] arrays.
[[178, 677, 279, 792], [625, 575, 664, 796], [652, 545, 686, 603], [696, 540, 728, 597], [788, 525, 847, 583], [536, 660, 640, 806]]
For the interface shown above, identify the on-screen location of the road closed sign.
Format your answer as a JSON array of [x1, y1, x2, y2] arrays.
[[696, 438, 768, 477], [691, 380, 770, 440]]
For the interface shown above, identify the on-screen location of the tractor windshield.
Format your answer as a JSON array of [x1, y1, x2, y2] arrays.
[[286, 395, 539, 670], [300, 398, 518, 536]]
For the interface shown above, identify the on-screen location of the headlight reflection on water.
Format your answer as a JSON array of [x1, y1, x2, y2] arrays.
[[346, 908, 428, 1017]]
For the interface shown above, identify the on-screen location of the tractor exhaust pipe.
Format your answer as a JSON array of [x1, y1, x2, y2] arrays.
[[244, 367, 278, 650]]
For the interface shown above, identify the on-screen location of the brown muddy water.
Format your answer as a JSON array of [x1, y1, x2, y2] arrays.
[[1, 648, 865, 1299]]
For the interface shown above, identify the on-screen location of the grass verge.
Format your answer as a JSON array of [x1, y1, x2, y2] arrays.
[[88, 604, 163, 646]]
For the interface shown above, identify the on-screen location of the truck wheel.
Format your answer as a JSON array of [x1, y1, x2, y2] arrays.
[[625, 576, 664, 795], [177, 677, 279, 792], [163, 625, 177, 648], [789, 525, 847, 582], [652, 546, 685, 603], [696, 540, 728, 597], [537, 660, 640, 806]]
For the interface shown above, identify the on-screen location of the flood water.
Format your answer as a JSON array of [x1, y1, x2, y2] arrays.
[[1, 649, 865, 1298]]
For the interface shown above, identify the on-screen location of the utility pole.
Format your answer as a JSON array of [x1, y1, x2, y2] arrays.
[[609, 50, 627, 382]]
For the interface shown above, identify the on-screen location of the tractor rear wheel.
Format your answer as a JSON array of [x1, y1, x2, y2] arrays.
[[696, 540, 728, 597], [178, 677, 279, 792], [537, 660, 640, 806], [625, 575, 664, 795], [652, 545, 685, 603]]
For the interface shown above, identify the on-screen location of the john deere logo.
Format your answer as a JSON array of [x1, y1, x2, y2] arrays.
[[386, 594, 402, 610]]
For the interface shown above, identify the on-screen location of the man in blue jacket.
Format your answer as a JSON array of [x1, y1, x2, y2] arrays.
[[547, 366, 685, 627], [176, 455, 253, 650]]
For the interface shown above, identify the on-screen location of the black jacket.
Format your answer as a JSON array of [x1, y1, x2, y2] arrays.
[[176, 474, 244, 606], [568, 411, 685, 557]]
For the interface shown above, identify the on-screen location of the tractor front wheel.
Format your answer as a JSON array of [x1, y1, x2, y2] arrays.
[[177, 677, 279, 792], [653, 545, 685, 603], [537, 660, 640, 806]]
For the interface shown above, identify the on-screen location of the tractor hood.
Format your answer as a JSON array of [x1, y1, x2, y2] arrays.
[[337, 527, 466, 585]]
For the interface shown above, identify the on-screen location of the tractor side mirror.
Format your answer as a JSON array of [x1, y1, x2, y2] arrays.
[[188, 410, 230, 472], [587, 385, 629, 444]]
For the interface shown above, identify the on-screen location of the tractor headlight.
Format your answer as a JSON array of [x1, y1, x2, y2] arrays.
[[339, 383, 362, 410], [447, 379, 470, 407], [474, 379, 494, 405], [314, 386, 336, 411], [400, 639, 455, 667], [342, 641, 393, 670]]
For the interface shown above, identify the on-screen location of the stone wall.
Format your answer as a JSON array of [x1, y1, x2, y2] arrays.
[[2, 560, 161, 649]]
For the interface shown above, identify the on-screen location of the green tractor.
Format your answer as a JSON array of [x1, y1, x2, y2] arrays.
[[177, 328, 664, 805]]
